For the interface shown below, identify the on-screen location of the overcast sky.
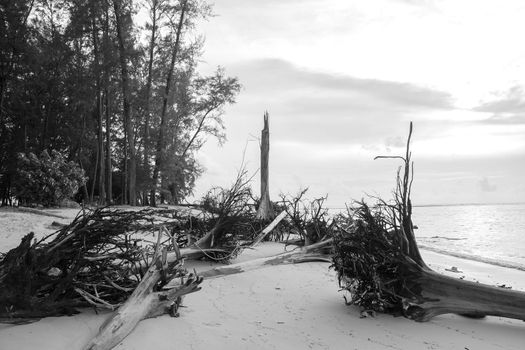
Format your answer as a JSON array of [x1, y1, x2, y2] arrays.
[[190, 0, 525, 207]]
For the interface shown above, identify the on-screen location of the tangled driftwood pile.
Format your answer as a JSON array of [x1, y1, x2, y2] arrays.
[[0, 208, 204, 321], [0, 170, 334, 349]]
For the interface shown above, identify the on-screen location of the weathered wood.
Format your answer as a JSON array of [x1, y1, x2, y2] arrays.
[[251, 210, 287, 247], [83, 246, 202, 350], [405, 268, 525, 322], [199, 238, 332, 279], [256, 111, 273, 220], [172, 246, 232, 261], [191, 224, 221, 249]]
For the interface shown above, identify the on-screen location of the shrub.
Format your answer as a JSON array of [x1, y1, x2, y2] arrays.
[[13, 150, 87, 207]]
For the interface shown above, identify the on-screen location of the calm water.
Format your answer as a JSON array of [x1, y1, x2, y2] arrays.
[[413, 203, 525, 270]]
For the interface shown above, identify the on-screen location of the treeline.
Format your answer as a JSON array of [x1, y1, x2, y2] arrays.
[[0, 0, 240, 206]]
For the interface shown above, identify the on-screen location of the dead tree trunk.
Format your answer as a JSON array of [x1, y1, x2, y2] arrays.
[[251, 210, 287, 247], [256, 111, 273, 220], [199, 238, 332, 279], [332, 121, 525, 322], [83, 246, 202, 350], [406, 267, 525, 321], [174, 211, 287, 262]]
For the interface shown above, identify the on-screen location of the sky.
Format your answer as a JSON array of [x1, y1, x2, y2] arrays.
[[189, 0, 525, 207]]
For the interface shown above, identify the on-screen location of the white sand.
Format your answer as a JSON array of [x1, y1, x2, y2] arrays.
[[1, 208, 524, 350]]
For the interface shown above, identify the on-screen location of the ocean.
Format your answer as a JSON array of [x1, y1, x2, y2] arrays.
[[412, 203, 525, 271]]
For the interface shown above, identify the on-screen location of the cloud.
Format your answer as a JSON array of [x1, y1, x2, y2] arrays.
[[395, 0, 436, 7], [474, 86, 525, 125], [481, 115, 525, 125], [479, 177, 497, 192], [232, 58, 454, 110], [385, 136, 406, 148], [222, 58, 455, 151]]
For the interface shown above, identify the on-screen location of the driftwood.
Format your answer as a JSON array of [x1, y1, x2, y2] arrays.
[[250, 210, 287, 247], [199, 238, 333, 279], [332, 122, 525, 322], [83, 240, 202, 350], [84, 235, 329, 350], [193, 168, 254, 251], [0, 208, 202, 322]]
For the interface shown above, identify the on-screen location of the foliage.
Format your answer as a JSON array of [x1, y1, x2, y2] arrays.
[[12, 150, 86, 207], [0, 0, 240, 206]]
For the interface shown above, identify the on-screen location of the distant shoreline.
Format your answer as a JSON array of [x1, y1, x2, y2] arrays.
[[413, 202, 525, 208], [419, 244, 525, 272]]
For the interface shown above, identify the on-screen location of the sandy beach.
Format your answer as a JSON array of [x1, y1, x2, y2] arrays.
[[1, 208, 524, 350]]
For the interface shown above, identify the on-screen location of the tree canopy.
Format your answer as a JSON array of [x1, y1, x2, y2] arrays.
[[0, 0, 241, 206]]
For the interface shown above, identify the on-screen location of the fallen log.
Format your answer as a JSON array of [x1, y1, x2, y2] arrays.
[[83, 234, 330, 349], [332, 122, 525, 322], [199, 238, 332, 279], [404, 266, 525, 321], [250, 210, 288, 247], [83, 245, 202, 350]]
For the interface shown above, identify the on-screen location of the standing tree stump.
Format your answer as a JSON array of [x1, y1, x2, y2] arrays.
[[256, 111, 273, 220]]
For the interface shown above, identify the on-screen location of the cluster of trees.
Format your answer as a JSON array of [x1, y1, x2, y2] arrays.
[[0, 0, 240, 206]]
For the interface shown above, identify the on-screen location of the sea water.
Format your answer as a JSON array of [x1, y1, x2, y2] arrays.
[[412, 203, 525, 270]]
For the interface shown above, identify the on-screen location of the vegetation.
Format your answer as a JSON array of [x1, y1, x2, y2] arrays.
[[0, 0, 240, 206], [13, 150, 87, 207]]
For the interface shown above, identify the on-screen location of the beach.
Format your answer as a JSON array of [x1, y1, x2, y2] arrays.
[[1, 207, 524, 350]]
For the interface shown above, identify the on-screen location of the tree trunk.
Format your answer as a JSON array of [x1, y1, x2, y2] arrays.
[[198, 239, 332, 279], [405, 268, 525, 322], [251, 210, 287, 247], [122, 129, 128, 205], [78, 113, 89, 203], [91, 13, 106, 205], [150, 0, 187, 207], [0, 78, 6, 124], [90, 142, 99, 204], [83, 247, 202, 350], [103, 2, 112, 204], [104, 89, 112, 204], [256, 111, 272, 220], [142, 0, 158, 206], [113, 0, 136, 206], [128, 107, 136, 205], [97, 102, 106, 205]]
